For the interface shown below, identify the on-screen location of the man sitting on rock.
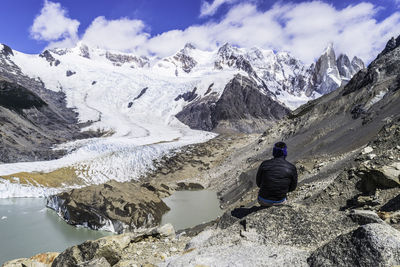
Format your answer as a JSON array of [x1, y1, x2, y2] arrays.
[[256, 142, 298, 206]]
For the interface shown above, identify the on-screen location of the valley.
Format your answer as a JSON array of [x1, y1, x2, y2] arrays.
[[0, 33, 399, 267]]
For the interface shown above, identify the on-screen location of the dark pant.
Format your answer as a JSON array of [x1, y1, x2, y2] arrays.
[[258, 196, 287, 207]]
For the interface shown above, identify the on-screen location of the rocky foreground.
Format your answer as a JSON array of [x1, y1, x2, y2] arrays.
[[3, 37, 400, 266]]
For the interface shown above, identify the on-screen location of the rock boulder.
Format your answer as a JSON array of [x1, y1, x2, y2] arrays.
[[47, 180, 170, 233]]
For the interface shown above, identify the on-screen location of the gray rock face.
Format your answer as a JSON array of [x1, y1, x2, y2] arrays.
[[176, 75, 289, 133], [175, 93, 218, 131], [163, 204, 357, 267], [1, 44, 14, 57], [105, 51, 149, 68], [351, 56, 365, 72], [308, 223, 400, 267], [174, 87, 198, 102], [128, 87, 148, 108], [66, 70, 76, 77], [312, 44, 342, 94], [337, 54, 352, 78], [214, 43, 258, 78], [79, 44, 90, 59], [173, 49, 197, 73], [344, 35, 400, 97], [219, 204, 357, 249], [337, 54, 364, 81], [0, 47, 98, 163], [308, 45, 366, 95], [0, 80, 46, 111], [378, 35, 400, 57], [46, 180, 170, 233]]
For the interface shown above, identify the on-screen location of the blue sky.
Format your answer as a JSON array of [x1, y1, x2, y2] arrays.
[[1, 0, 400, 63]]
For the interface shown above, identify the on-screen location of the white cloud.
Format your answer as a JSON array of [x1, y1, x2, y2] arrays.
[[31, 1, 400, 64], [81, 17, 149, 52], [146, 2, 400, 63], [30, 0, 79, 47], [200, 0, 240, 17]]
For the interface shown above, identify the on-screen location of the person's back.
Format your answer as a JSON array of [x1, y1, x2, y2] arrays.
[[256, 142, 297, 206]]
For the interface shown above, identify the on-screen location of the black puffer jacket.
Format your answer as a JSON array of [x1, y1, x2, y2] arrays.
[[256, 157, 298, 201]]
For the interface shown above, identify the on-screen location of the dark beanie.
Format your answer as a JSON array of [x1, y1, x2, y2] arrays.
[[273, 142, 287, 158]]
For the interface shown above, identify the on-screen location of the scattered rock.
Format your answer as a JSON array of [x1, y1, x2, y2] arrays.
[[176, 182, 204, 191], [175, 87, 198, 102], [66, 70, 76, 77], [358, 162, 400, 190], [362, 146, 374, 154], [155, 223, 175, 238], [356, 195, 381, 206], [51, 224, 184, 267], [3, 252, 59, 267], [347, 209, 384, 225], [79, 257, 111, 267]]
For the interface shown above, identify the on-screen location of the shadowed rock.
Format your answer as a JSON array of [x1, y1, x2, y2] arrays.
[[176, 74, 289, 133]]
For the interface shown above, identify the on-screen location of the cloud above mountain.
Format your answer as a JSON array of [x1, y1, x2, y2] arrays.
[[81, 17, 149, 52], [30, 1, 400, 64], [30, 0, 79, 48]]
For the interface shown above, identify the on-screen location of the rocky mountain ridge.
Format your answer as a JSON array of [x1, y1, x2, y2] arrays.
[[166, 42, 364, 100]]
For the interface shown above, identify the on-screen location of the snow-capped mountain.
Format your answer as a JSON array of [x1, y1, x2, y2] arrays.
[[311, 44, 365, 95], [158, 42, 364, 110], [0, 41, 363, 197]]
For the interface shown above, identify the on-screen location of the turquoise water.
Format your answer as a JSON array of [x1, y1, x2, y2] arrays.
[[0, 198, 113, 265], [161, 190, 223, 231]]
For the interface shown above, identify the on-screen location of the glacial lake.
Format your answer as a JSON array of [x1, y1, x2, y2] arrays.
[[0, 198, 113, 265], [0, 190, 223, 264], [161, 190, 224, 231]]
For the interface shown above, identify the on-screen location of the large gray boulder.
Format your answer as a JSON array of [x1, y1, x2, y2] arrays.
[[47, 180, 170, 233], [162, 204, 358, 267], [308, 223, 400, 267], [222, 204, 356, 249]]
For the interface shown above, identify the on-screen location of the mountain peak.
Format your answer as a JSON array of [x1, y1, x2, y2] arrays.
[[378, 34, 400, 57], [184, 43, 196, 50], [0, 43, 14, 57], [218, 43, 236, 53], [322, 42, 335, 57]]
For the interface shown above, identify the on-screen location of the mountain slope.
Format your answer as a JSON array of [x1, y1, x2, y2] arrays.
[[0, 45, 97, 163]]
